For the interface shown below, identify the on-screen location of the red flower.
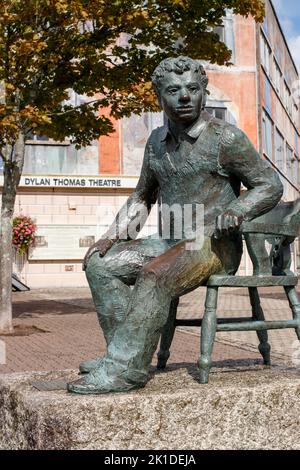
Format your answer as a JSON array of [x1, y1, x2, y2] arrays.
[[12, 215, 37, 255]]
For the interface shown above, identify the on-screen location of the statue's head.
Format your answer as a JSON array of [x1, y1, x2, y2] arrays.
[[151, 56, 209, 124]]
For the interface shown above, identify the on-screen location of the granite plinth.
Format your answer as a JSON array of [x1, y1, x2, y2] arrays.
[[1, 364, 300, 450]]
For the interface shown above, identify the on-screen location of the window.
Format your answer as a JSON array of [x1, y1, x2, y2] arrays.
[[262, 111, 273, 158], [260, 33, 271, 77], [274, 48, 282, 70], [208, 13, 235, 62], [122, 112, 164, 175], [286, 151, 299, 187], [213, 25, 225, 42], [24, 142, 99, 175], [273, 59, 282, 96], [24, 125, 100, 175], [293, 158, 299, 188], [284, 82, 292, 115], [275, 129, 285, 172], [206, 107, 227, 121], [290, 155, 299, 188], [24, 144, 69, 175], [293, 104, 298, 125], [27, 133, 50, 142], [22, 90, 104, 176], [263, 18, 269, 37], [286, 144, 293, 181], [265, 77, 272, 114], [295, 130, 299, 158], [223, 12, 235, 62], [285, 70, 291, 87], [63, 89, 91, 108]]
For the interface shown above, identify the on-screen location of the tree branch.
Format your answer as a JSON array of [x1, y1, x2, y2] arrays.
[[0, 149, 6, 162], [47, 98, 103, 117]]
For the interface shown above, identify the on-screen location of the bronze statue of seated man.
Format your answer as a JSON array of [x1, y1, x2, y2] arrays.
[[67, 56, 283, 394]]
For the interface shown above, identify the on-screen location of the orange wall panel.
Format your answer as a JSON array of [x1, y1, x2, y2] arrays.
[[235, 15, 257, 67], [208, 71, 258, 148], [98, 110, 122, 175]]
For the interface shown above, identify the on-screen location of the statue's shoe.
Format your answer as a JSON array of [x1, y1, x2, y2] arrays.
[[67, 368, 145, 395], [79, 356, 103, 374]]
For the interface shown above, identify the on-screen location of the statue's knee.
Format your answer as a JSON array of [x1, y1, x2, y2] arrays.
[[140, 264, 162, 282], [85, 253, 106, 279]]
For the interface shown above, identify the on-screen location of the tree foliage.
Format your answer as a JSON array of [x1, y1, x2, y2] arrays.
[[0, 0, 265, 148]]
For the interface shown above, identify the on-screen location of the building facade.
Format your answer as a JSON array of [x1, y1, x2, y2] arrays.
[[205, 0, 300, 273], [0, 0, 299, 287]]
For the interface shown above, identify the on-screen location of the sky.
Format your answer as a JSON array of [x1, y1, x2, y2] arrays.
[[272, 0, 300, 72]]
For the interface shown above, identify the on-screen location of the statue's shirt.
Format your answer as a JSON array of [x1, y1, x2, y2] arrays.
[[138, 111, 283, 237]]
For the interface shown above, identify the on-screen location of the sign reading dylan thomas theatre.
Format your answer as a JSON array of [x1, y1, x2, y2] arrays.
[[0, 175, 138, 189]]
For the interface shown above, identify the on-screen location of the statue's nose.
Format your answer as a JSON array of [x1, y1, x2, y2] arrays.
[[179, 90, 190, 102]]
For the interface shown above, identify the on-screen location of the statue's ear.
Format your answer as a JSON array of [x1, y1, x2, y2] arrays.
[[202, 93, 207, 110]]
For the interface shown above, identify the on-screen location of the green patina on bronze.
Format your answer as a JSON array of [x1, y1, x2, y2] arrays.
[[67, 57, 299, 394]]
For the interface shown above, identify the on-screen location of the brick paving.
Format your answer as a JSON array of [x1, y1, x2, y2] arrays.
[[0, 285, 299, 374]]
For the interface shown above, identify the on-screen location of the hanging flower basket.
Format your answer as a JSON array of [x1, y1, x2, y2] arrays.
[[12, 215, 37, 256]]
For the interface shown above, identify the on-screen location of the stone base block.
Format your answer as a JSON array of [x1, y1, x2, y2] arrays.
[[1, 365, 300, 449]]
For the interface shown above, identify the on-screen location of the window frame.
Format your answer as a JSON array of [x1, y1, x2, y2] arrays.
[[205, 106, 227, 121], [262, 109, 273, 159], [275, 128, 285, 173]]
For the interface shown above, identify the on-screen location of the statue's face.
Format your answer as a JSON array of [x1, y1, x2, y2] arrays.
[[158, 70, 204, 124]]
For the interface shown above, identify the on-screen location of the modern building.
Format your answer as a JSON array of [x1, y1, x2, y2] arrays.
[[0, 0, 299, 287], [205, 0, 300, 274]]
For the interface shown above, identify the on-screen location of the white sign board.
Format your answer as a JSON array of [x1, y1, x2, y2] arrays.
[[29, 221, 159, 261], [29, 225, 105, 261], [0, 175, 138, 189]]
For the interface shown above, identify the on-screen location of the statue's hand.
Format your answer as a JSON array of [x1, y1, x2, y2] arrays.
[[215, 211, 244, 239], [82, 239, 114, 271]]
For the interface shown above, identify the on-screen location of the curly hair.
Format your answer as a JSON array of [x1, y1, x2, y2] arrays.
[[151, 56, 209, 106]]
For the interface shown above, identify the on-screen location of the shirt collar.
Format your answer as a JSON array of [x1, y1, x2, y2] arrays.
[[160, 110, 212, 142]]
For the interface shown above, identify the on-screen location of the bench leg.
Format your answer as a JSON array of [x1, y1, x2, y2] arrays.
[[199, 286, 218, 384], [248, 287, 271, 366], [284, 286, 300, 341], [157, 298, 179, 369]]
